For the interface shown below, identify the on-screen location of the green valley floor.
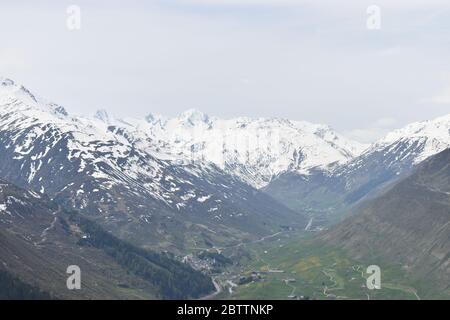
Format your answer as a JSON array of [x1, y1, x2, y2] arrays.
[[203, 231, 448, 300]]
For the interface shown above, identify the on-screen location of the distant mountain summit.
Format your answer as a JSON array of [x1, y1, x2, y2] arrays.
[[134, 109, 367, 188], [0, 77, 68, 117], [372, 113, 450, 165]]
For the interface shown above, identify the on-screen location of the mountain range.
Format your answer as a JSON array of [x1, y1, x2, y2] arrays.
[[0, 76, 449, 299], [0, 77, 305, 252], [126, 109, 367, 188]]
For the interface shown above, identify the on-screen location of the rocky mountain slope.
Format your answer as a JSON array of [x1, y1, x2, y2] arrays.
[[321, 148, 450, 297], [0, 178, 214, 299]]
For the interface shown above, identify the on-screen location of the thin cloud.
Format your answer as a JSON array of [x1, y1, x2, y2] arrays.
[[175, 0, 309, 6], [175, 0, 450, 8], [344, 117, 398, 143], [374, 117, 397, 128], [432, 86, 450, 104]]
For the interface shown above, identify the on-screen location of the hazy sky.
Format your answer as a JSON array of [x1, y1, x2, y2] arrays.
[[1, 0, 449, 142]]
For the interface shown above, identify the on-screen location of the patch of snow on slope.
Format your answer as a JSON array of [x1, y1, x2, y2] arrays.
[[374, 114, 450, 163]]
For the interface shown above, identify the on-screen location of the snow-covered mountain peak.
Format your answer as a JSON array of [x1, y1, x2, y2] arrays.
[[176, 108, 211, 127], [379, 114, 450, 144], [0, 77, 15, 87], [0, 77, 70, 121], [145, 112, 165, 124], [0, 77, 40, 106], [373, 113, 450, 163], [94, 109, 113, 124], [331, 113, 450, 181]]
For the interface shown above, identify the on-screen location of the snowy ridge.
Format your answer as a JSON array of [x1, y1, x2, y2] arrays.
[[124, 109, 368, 188], [373, 114, 450, 164], [1, 76, 447, 195], [331, 112, 450, 193], [0, 78, 367, 189]]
